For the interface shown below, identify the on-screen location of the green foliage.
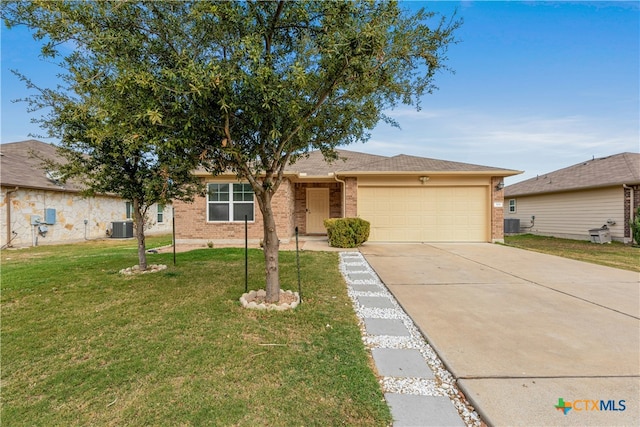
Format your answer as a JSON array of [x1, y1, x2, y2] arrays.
[[324, 217, 371, 248], [2, 0, 459, 287], [2, 0, 459, 193], [631, 207, 640, 245]]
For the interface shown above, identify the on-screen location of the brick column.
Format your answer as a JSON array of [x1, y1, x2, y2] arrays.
[[491, 177, 505, 243], [344, 177, 358, 217], [624, 185, 640, 241]]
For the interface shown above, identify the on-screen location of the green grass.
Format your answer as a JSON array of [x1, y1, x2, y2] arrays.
[[1, 236, 391, 426], [504, 234, 640, 273]]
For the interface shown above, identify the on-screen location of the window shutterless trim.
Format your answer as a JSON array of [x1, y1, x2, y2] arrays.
[[207, 183, 255, 222]]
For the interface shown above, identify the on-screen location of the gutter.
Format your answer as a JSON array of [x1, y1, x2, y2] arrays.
[[339, 170, 523, 177], [331, 173, 346, 217]]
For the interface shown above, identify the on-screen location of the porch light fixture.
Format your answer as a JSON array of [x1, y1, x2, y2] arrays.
[[495, 182, 504, 191], [419, 176, 430, 184]]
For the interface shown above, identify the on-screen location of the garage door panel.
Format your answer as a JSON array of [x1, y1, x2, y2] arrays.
[[358, 187, 488, 242]]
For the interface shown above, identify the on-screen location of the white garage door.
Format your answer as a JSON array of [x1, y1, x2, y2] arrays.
[[358, 187, 489, 242]]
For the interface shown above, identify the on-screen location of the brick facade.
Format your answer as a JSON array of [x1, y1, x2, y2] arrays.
[[174, 178, 295, 243], [623, 185, 640, 240], [293, 182, 342, 234], [344, 177, 358, 217], [174, 175, 508, 243], [491, 176, 505, 243]]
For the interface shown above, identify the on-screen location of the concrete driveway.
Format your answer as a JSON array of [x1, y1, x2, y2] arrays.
[[360, 243, 639, 426]]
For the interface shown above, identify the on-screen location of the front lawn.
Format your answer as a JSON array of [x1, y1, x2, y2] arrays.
[[1, 236, 391, 426], [504, 234, 640, 272]]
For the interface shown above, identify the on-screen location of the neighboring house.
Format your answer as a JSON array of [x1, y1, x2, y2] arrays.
[[1, 140, 172, 248], [174, 150, 521, 244], [504, 152, 640, 243]]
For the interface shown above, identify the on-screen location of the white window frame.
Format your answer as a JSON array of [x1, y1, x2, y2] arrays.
[[157, 204, 165, 223], [207, 183, 255, 222], [508, 199, 516, 213], [125, 201, 133, 219]]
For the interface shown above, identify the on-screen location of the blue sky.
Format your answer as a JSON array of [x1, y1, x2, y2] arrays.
[[2, 1, 638, 184]]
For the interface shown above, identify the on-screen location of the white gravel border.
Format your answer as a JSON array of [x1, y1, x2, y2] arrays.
[[340, 252, 483, 427]]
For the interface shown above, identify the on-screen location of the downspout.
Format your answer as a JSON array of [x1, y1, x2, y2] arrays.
[[5, 187, 18, 248], [333, 173, 346, 218]]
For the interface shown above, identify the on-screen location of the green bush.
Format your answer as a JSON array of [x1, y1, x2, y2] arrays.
[[324, 217, 370, 248], [631, 207, 640, 246]]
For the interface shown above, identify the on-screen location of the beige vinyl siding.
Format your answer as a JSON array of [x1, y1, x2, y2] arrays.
[[506, 186, 624, 241]]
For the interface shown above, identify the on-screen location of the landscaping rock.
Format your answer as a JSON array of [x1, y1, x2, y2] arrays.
[[240, 289, 300, 311], [119, 264, 167, 275]]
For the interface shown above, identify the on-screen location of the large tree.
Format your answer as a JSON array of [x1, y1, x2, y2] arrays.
[[3, 1, 214, 270], [3, 1, 459, 300]]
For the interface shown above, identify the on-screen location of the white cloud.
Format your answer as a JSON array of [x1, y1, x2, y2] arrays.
[[366, 107, 638, 184]]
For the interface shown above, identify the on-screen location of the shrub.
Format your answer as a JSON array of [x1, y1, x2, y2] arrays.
[[631, 207, 640, 246], [324, 218, 370, 248]]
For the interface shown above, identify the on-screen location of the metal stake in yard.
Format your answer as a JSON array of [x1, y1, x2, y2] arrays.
[[172, 207, 176, 266], [245, 215, 248, 293], [295, 226, 302, 302]]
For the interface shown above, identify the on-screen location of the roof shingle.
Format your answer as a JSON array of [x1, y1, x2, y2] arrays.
[[505, 152, 640, 197], [285, 150, 520, 176], [0, 140, 83, 192], [284, 149, 388, 176]]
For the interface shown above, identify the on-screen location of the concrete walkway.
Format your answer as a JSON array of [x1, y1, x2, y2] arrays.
[[360, 243, 640, 426]]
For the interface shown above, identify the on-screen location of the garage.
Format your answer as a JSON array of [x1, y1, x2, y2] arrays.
[[358, 186, 490, 242]]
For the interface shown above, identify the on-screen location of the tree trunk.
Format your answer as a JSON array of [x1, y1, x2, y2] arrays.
[[133, 198, 148, 271], [260, 191, 280, 303]]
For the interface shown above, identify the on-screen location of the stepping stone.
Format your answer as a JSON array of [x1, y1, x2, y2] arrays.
[[348, 272, 376, 282], [350, 283, 381, 292], [357, 296, 395, 309], [364, 318, 411, 336], [385, 393, 465, 427], [344, 263, 367, 272], [371, 348, 434, 378]]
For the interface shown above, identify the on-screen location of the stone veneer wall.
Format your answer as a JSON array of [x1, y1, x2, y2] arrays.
[[174, 178, 295, 243], [1, 187, 172, 248]]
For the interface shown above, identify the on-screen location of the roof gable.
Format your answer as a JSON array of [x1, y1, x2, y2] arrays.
[[0, 140, 83, 192], [505, 152, 640, 197]]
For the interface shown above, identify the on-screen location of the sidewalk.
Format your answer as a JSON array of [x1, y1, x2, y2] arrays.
[[338, 252, 480, 427]]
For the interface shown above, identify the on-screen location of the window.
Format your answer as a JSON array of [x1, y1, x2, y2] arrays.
[[125, 201, 133, 219], [208, 183, 254, 222], [157, 204, 165, 223], [508, 199, 516, 213]]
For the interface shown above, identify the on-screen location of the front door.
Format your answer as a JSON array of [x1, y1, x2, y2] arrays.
[[306, 188, 330, 234]]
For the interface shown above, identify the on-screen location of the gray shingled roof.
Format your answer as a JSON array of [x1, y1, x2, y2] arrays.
[[4, 140, 520, 185], [505, 152, 640, 197], [0, 140, 83, 192], [338, 154, 516, 173], [284, 149, 388, 175], [285, 150, 520, 176]]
